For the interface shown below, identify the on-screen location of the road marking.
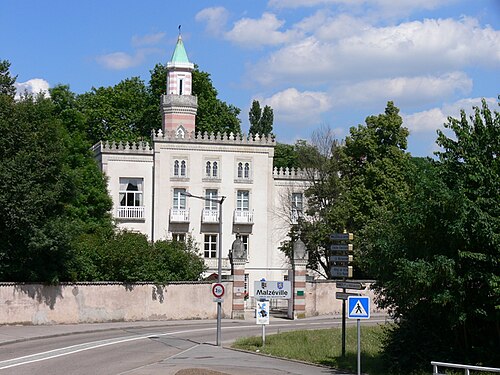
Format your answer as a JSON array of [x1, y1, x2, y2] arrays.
[[0, 319, 388, 370]]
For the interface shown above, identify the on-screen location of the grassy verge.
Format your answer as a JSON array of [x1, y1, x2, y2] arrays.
[[232, 324, 387, 374]]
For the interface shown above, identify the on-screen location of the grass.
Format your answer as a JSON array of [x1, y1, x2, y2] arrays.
[[232, 324, 387, 374]]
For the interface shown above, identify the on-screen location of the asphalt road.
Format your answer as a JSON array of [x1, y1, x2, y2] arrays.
[[0, 315, 388, 374]]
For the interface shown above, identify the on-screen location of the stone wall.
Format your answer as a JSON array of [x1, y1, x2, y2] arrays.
[[0, 282, 233, 325]]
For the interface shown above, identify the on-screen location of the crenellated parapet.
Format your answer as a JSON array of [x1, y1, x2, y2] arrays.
[[273, 167, 315, 180], [152, 129, 276, 146], [92, 141, 153, 155]]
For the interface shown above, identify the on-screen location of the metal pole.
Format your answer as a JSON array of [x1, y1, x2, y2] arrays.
[[357, 318, 361, 375], [342, 286, 346, 357], [262, 324, 266, 347], [216, 196, 225, 347]]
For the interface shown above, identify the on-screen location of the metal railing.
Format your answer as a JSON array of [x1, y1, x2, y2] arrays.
[[233, 209, 254, 224], [169, 208, 190, 223], [432, 361, 500, 375], [117, 206, 145, 219]]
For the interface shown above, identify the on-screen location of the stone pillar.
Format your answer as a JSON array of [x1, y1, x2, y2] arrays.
[[288, 238, 308, 319], [230, 235, 247, 319]]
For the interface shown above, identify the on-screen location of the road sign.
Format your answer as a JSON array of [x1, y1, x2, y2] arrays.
[[256, 300, 270, 325], [330, 233, 354, 241], [329, 255, 353, 263], [330, 244, 353, 252], [254, 280, 291, 299], [212, 283, 225, 298], [331, 266, 353, 278], [336, 281, 366, 290], [348, 296, 370, 319], [336, 291, 360, 300]]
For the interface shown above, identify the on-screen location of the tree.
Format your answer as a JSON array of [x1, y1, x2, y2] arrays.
[[0, 59, 16, 98], [362, 99, 500, 372], [149, 63, 241, 135], [77, 77, 154, 144], [281, 104, 411, 278], [248, 99, 273, 135]]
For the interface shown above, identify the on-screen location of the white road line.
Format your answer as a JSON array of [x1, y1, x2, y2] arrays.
[[0, 319, 388, 370]]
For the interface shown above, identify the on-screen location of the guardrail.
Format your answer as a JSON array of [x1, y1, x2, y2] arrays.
[[432, 361, 500, 374]]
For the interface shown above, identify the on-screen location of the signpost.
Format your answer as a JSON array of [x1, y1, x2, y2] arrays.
[[211, 283, 225, 301], [348, 296, 371, 375], [336, 281, 365, 290], [254, 280, 291, 300], [329, 232, 354, 358], [256, 300, 270, 346]]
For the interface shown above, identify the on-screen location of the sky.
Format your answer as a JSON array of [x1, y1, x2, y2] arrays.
[[1, 0, 499, 156]]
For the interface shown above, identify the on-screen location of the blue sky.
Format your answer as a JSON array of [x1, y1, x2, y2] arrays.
[[1, 0, 499, 156]]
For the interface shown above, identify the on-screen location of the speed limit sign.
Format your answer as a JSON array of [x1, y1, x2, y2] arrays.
[[212, 283, 225, 298]]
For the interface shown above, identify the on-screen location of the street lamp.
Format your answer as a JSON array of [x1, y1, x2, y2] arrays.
[[181, 191, 226, 346]]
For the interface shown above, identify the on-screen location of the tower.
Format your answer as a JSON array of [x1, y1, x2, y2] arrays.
[[161, 34, 198, 136]]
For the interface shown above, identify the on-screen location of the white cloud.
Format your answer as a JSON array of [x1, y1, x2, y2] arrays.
[[259, 88, 332, 126], [225, 13, 301, 48], [95, 51, 145, 70], [195, 7, 229, 36], [333, 72, 472, 107], [251, 17, 500, 85], [131, 32, 165, 47], [404, 97, 497, 134], [14, 78, 50, 99]]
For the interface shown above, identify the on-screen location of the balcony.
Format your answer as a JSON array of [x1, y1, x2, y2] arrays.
[[291, 211, 303, 225], [170, 208, 190, 223], [233, 209, 254, 224], [202, 209, 219, 223], [204, 257, 230, 270], [117, 206, 145, 220]]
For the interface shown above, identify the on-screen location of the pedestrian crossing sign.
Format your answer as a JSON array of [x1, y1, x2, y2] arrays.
[[348, 296, 370, 319]]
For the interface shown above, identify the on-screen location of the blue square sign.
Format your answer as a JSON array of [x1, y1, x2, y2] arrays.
[[348, 296, 370, 319]]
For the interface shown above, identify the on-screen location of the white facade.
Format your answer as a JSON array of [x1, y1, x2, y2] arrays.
[[93, 36, 310, 298]]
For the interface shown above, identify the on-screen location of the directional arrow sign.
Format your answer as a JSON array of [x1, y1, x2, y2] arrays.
[[336, 291, 360, 300], [329, 255, 353, 263], [331, 266, 353, 278], [330, 233, 354, 241], [336, 281, 366, 290], [330, 244, 353, 252]]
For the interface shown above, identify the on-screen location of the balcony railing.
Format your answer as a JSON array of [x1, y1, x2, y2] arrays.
[[202, 209, 219, 223], [291, 211, 303, 225], [170, 208, 190, 223], [117, 206, 145, 219], [233, 209, 254, 224], [204, 257, 230, 270]]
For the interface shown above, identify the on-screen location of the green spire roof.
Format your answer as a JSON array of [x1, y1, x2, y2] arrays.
[[170, 35, 190, 63]]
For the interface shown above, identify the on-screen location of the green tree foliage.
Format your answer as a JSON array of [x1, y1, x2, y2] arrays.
[[283, 105, 410, 278], [273, 140, 318, 169], [77, 77, 155, 144], [362, 99, 500, 372], [248, 99, 273, 136], [149, 63, 241, 135], [0, 59, 16, 98], [71, 231, 206, 282], [0, 94, 77, 282]]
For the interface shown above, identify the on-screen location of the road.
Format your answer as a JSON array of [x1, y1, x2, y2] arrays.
[[0, 315, 388, 374]]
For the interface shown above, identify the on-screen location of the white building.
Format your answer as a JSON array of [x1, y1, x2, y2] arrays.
[[93, 35, 309, 297]]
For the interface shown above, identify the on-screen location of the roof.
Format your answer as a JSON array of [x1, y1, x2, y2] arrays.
[[170, 35, 190, 64]]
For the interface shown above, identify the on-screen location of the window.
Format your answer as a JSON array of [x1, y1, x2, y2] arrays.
[[173, 188, 187, 209], [204, 234, 217, 258], [205, 189, 218, 210], [291, 192, 303, 223], [176, 127, 185, 138], [172, 233, 186, 242], [241, 234, 249, 256], [173, 159, 187, 177], [236, 190, 249, 211], [119, 178, 143, 207], [237, 161, 251, 179], [179, 78, 183, 95], [205, 160, 219, 178]]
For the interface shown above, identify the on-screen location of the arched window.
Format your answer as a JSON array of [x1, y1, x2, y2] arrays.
[[206, 161, 211, 177], [174, 160, 179, 176], [180, 160, 186, 176], [212, 161, 218, 177], [237, 162, 243, 178], [244, 163, 250, 179], [176, 127, 185, 138]]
